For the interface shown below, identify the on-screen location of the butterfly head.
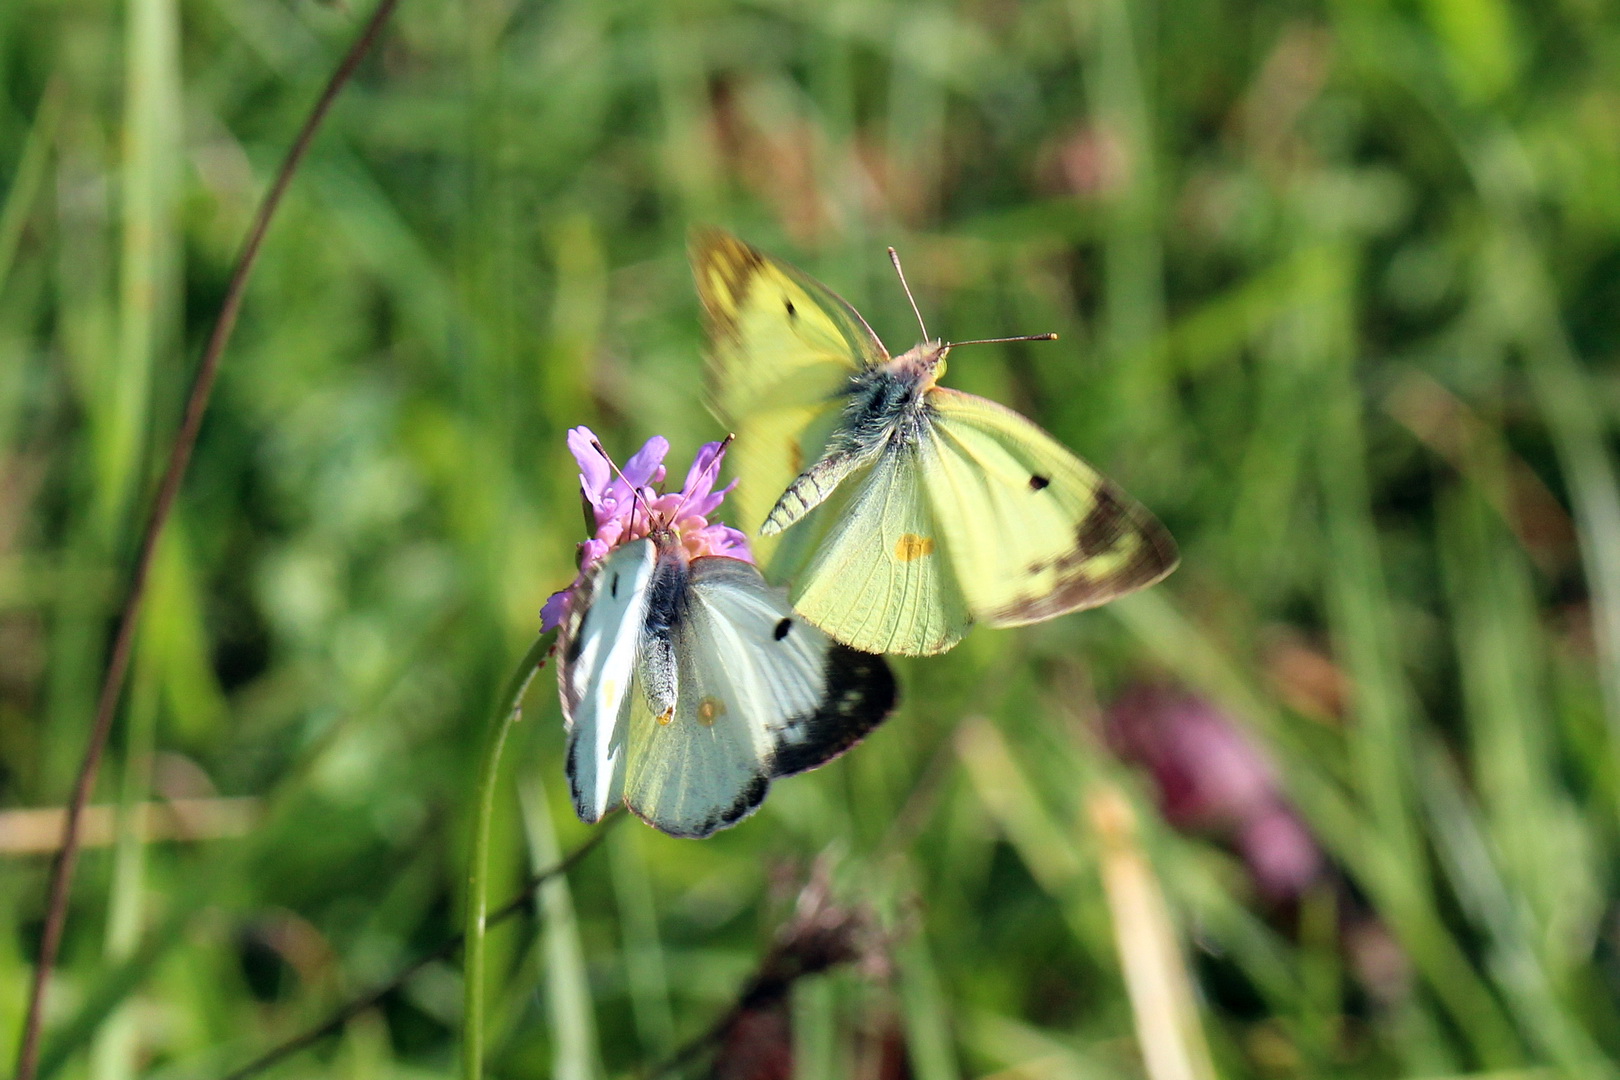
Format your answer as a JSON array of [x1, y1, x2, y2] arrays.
[[889, 340, 951, 388], [885, 245, 1055, 388]]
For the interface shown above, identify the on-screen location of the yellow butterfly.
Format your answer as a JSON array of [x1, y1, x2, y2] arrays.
[[691, 229, 1178, 657]]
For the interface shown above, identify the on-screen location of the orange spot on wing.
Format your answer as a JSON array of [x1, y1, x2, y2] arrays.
[[894, 534, 935, 561], [698, 697, 726, 725]]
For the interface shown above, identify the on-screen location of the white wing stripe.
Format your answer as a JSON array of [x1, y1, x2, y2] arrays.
[[563, 540, 655, 821]]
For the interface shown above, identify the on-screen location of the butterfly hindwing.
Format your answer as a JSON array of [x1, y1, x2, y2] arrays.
[[788, 447, 973, 656], [921, 388, 1179, 626], [622, 555, 897, 838], [558, 539, 657, 824]]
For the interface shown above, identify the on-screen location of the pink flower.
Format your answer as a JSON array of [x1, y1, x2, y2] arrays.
[[540, 427, 752, 632], [1106, 683, 1323, 904], [1106, 686, 1277, 831], [1236, 809, 1323, 905]]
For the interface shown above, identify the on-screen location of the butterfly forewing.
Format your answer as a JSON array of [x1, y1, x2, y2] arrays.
[[621, 555, 897, 838], [770, 644, 896, 778], [559, 539, 658, 824], [691, 229, 886, 403], [922, 389, 1179, 625], [727, 406, 835, 543]]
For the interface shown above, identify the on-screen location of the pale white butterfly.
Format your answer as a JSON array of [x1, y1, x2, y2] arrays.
[[548, 430, 896, 838]]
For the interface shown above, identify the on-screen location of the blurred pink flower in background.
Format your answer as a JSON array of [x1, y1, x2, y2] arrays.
[[540, 426, 752, 632], [1059, 123, 1131, 200], [1235, 810, 1323, 904], [1106, 683, 1323, 904]]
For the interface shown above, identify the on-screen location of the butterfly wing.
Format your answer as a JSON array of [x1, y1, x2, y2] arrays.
[[690, 229, 887, 542], [921, 388, 1178, 626], [558, 539, 658, 824], [691, 228, 887, 413], [623, 556, 896, 838], [786, 448, 974, 656]]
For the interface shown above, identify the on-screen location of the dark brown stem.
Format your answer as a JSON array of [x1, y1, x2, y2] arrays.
[[220, 823, 615, 1080], [14, 3, 402, 1077]]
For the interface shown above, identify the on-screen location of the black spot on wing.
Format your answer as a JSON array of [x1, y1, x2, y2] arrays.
[[771, 647, 897, 778], [774, 617, 793, 641], [1029, 474, 1051, 491], [784, 297, 797, 318], [610, 572, 619, 599]]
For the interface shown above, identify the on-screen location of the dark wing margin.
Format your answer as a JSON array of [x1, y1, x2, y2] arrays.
[[771, 644, 898, 778], [688, 226, 890, 373], [989, 478, 1179, 624], [631, 775, 770, 841], [628, 556, 898, 838]]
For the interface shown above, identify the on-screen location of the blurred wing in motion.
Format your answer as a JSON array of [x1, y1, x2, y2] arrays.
[[691, 228, 887, 546]]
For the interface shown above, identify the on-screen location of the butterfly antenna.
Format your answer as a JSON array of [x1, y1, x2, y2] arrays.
[[588, 437, 659, 531], [888, 246, 930, 342], [946, 333, 1060, 348], [669, 433, 735, 522]]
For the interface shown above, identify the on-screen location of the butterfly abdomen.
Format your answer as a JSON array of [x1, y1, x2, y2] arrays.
[[762, 452, 862, 534], [640, 549, 693, 723]]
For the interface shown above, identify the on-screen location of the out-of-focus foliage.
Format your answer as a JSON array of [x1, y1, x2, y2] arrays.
[[3, 0, 1620, 1077]]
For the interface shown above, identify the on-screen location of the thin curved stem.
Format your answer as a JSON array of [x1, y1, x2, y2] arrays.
[[462, 632, 555, 1080], [14, 4, 400, 1078]]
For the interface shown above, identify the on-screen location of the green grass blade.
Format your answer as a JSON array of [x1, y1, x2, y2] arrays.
[[519, 776, 601, 1080]]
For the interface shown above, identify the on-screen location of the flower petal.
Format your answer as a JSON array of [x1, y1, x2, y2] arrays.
[[566, 427, 611, 508], [711, 523, 754, 561], [681, 440, 725, 501], [540, 588, 571, 633], [578, 537, 610, 570], [542, 429, 754, 633], [687, 476, 738, 520], [623, 436, 670, 489]]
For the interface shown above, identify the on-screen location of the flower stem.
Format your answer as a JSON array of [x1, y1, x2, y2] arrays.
[[462, 632, 554, 1080]]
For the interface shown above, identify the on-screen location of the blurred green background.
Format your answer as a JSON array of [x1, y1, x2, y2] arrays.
[[4, 0, 1620, 1077]]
